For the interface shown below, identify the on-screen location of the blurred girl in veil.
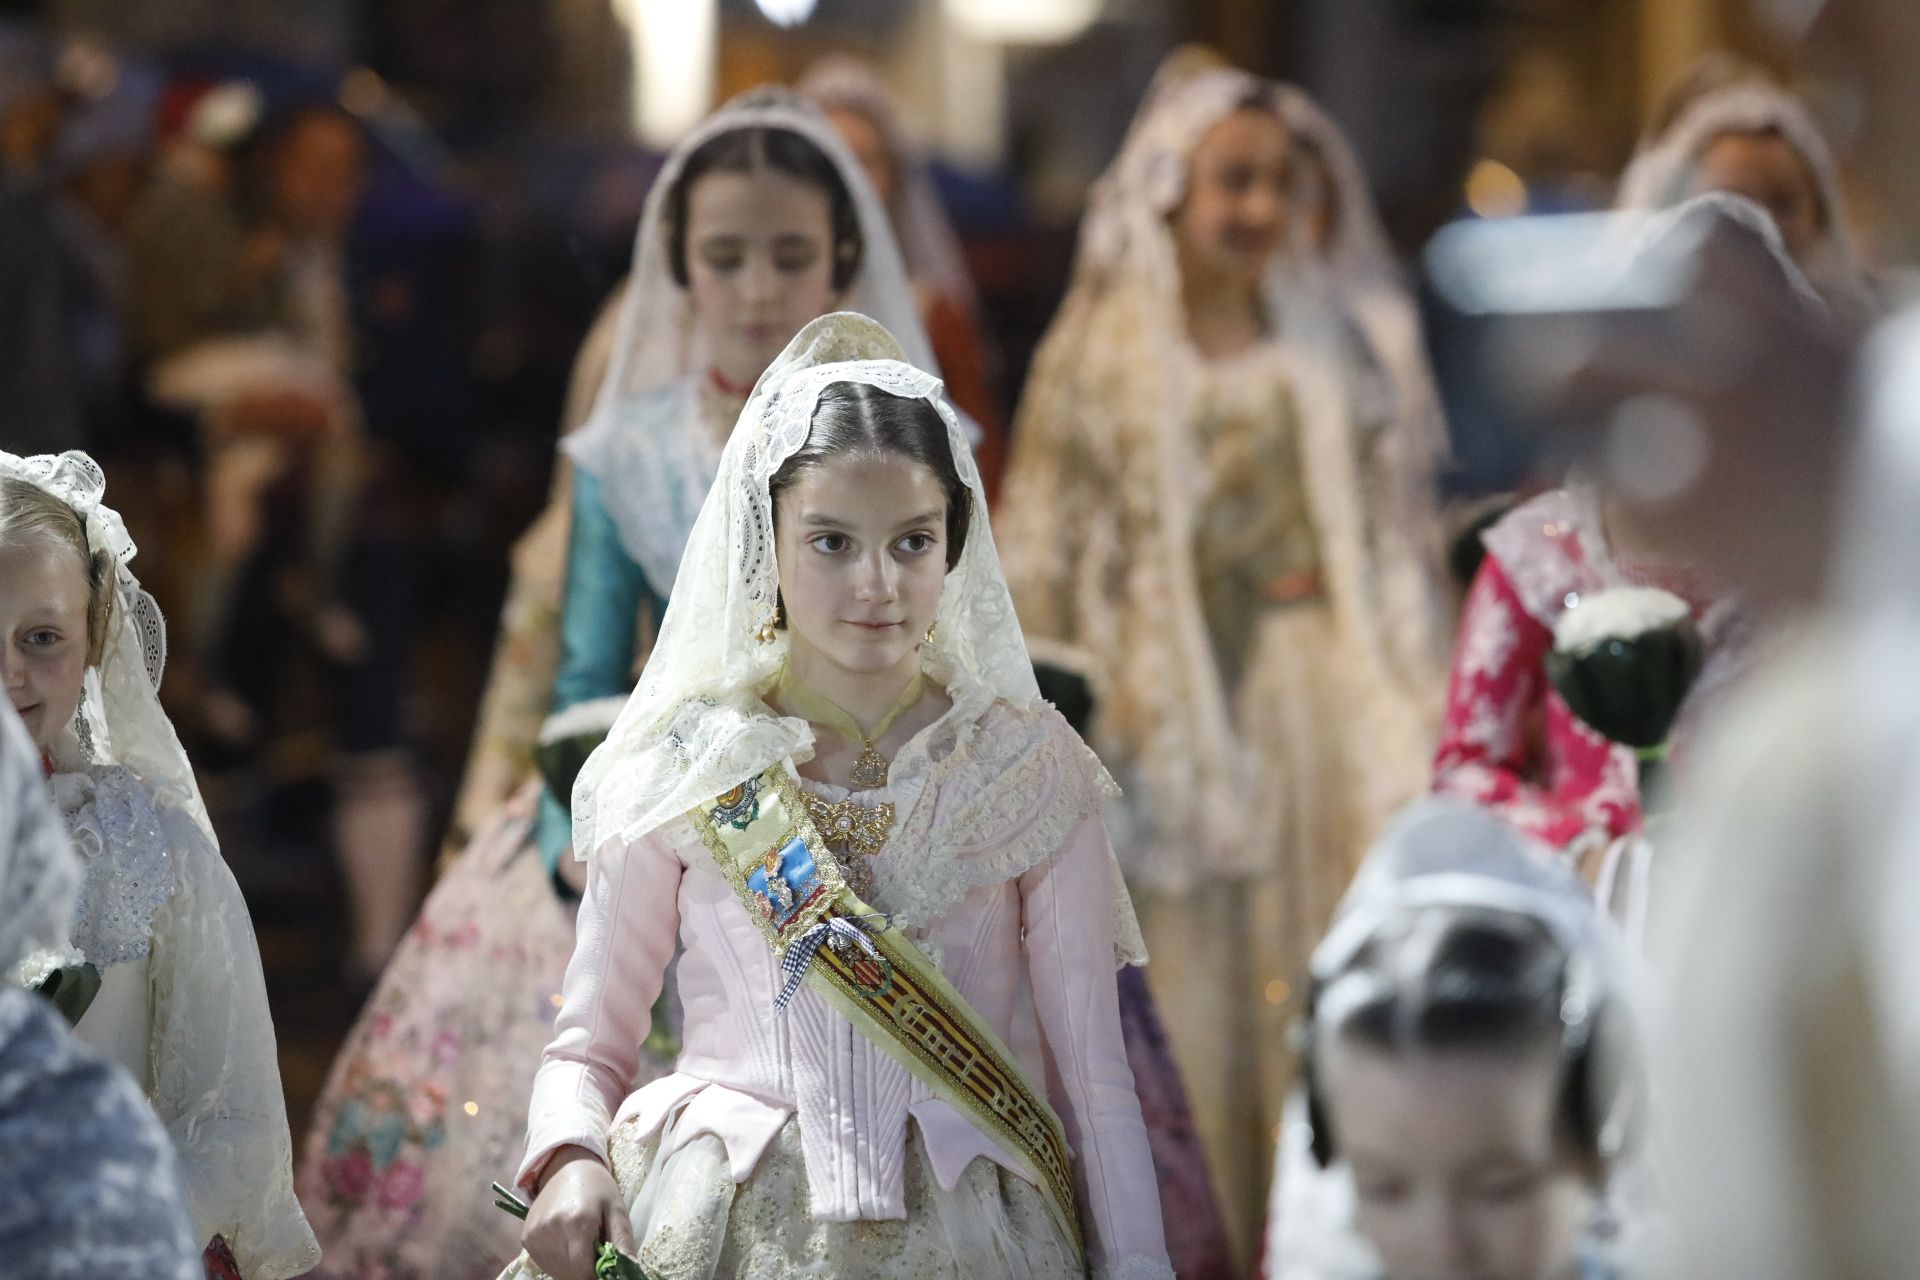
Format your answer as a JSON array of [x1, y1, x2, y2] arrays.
[[996, 53, 1445, 1254]]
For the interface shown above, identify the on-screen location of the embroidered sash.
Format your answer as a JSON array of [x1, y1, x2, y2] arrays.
[[692, 764, 1084, 1256]]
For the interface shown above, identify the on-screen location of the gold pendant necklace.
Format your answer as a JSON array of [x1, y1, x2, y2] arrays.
[[777, 664, 926, 899], [776, 664, 926, 792]]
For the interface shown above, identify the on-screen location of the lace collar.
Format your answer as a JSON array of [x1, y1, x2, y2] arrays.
[[785, 686, 1138, 962]]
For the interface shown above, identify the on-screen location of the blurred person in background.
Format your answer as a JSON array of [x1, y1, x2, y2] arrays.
[[1574, 2, 1920, 1274], [130, 92, 430, 989], [40, 45, 156, 458], [0, 23, 103, 456], [799, 55, 1009, 496], [996, 51, 1441, 1262], [1436, 1, 1918, 1268], [1615, 77, 1878, 323], [1264, 801, 1639, 1280], [1429, 74, 1870, 855]]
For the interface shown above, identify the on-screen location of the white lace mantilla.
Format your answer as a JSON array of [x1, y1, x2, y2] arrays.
[[51, 766, 178, 970], [566, 379, 723, 595]]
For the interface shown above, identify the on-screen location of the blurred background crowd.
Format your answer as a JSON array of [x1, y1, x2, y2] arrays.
[[5, 0, 1917, 1275]]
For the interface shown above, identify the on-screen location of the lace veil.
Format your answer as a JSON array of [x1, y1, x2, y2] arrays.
[[0, 451, 209, 836], [570, 311, 1037, 860], [565, 87, 937, 503], [1613, 82, 1870, 318], [1276, 84, 1450, 480]]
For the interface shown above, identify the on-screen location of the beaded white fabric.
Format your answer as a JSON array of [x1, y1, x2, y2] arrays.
[[52, 765, 177, 970]]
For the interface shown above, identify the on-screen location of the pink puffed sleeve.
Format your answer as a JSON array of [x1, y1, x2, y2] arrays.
[[517, 828, 684, 1189], [1019, 812, 1173, 1280]]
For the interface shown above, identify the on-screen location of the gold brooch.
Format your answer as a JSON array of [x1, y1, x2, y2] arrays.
[[806, 795, 895, 858]]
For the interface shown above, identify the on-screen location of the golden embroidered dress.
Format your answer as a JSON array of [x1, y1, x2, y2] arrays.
[[995, 63, 1445, 1253]]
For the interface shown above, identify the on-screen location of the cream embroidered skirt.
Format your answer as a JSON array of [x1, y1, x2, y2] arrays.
[[499, 1109, 1081, 1280]]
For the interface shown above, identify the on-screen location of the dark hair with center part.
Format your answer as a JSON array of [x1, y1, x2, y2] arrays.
[[664, 123, 864, 292], [1303, 905, 1621, 1171], [770, 381, 971, 573]]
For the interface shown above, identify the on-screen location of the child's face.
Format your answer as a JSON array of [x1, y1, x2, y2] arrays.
[[1171, 108, 1292, 291], [684, 165, 842, 392], [0, 541, 93, 755], [775, 451, 949, 685], [1323, 1037, 1593, 1280]]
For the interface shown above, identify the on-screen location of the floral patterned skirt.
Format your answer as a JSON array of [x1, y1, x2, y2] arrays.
[[500, 1111, 1081, 1280], [297, 781, 672, 1280]]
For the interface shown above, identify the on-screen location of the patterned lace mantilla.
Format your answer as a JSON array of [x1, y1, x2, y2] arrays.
[[50, 766, 178, 969]]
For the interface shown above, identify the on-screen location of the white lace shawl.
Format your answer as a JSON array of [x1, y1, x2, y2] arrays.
[[0, 450, 320, 1278], [48, 763, 319, 1277], [797, 684, 1145, 969], [565, 88, 940, 587]]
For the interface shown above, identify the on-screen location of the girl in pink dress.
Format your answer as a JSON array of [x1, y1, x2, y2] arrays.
[[502, 312, 1172, 1280]]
